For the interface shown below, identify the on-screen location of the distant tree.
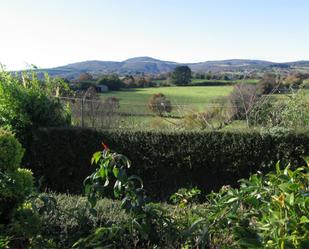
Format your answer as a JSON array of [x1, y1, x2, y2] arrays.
[[148, 93, 172, 116], [206, 71, 212, 80], [228, 83, 260, 126], [97, 74, 123, 91], [136, 76, 147, 87], [222, 75, 230, 81], [171, 66, 192, 85], [78, 73, 93, 82], [194, 72, 201, 79], [123, 75, 135, 88], [284, 73, 303, 88], [258, 73, 281, 94]]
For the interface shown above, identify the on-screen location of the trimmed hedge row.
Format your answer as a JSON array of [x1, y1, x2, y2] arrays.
[[24, 128, 309, 199]]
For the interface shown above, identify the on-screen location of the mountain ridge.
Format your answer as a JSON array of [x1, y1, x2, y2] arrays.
[[36, 56, 309, 79]]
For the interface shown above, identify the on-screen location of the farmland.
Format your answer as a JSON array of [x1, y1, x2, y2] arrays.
[[100, 85, 233, 112]]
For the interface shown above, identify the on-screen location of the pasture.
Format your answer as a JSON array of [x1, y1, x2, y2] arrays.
[[100, 85, 233, 113]]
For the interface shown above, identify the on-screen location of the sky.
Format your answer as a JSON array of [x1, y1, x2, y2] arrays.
[[0, 0, 309, 70]]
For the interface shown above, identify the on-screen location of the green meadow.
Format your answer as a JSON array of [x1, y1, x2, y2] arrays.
[[100, 86, 233, 114]]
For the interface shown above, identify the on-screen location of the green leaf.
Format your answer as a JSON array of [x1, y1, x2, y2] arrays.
[[113, 167, 119, 177], [91, 151, 102, 165], [225, 197, 239, 204], [99, 167, 106, 178], [275, 161, 281, 175], [287, 193, 294, 206], [104, 178, 109, 187], [300, 216, 309, 223]]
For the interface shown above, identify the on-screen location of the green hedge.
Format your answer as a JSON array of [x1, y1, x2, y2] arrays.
[[24, 128, 309, 199]]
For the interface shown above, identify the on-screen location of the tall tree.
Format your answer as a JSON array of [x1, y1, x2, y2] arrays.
[[171, 66, 192, 85]]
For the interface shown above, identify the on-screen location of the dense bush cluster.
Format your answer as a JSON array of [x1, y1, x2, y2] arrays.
[[0, 70, 71, 141], [249, 89, 309, 128], [0, 129, 40, 248], [25, 127, 309, 199], [0, 129, 33, 222], [33, 149, 309, 248]]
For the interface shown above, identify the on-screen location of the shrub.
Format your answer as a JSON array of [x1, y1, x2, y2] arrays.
[[205, 161, 309, 248], [227, 83, 260, 123], [148, 93, 172, 116], [283, 73, 303, 88], [0, 129, 34, 224], [280, 89, 309, 128], [0, 128, 24, 171], [249, 89, 309, 128], [37, 194, 128, 248], [257, 73, 281, 94], [36, 150, 309, 248], [0, 70, 71, 141], [181, 105, 233, 130], [25, 128, 309, 199]]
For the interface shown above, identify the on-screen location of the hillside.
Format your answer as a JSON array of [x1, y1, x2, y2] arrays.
[[35, 57, 309, 79]]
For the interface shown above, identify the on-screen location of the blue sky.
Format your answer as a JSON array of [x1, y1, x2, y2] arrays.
[[1, 0, 309, 70]]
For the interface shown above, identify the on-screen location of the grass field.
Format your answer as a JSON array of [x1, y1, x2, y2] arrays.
[[154, 79, 259, 86], [190, 79, 259, 84], [100, 86, 233, 114], [80, 85, 308, 130]]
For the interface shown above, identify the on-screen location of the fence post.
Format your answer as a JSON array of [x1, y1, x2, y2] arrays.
[[81, 97, 85, 127]]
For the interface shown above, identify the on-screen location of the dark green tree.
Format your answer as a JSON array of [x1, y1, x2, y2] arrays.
[[171, 66, 192, 85], [97, 74, 123, 91]]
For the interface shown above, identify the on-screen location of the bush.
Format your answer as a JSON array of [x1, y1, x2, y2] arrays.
[[0, 70, 71, 141], [36, 155, 309, 248], [205, 161, 309, 248], [181, 104, 233, 130], [0, 128, 24, 171], [249, 89, 309, 128], [38, 194, 128, 248], [257, 73, 281, 94], [148, 93, 172, 116], [228, 83, 259, 121], [0, 129, 34, 224], [25, 128, 309, 199], [280, 89, 309, 128]]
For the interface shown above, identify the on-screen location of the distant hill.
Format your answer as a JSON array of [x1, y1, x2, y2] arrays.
[[189, 59, 274, 72], [33, 57, 309, 79]]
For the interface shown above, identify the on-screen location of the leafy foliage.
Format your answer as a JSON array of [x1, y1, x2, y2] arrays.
[[170, 187, 201, 207], [205, 160, 309, 249], [0, 129, 43, 248], [0, 129, 34, 222], [97, 74, 123, 90], [34, 148, 309, 249], [75, 146, 178, 248], [25, 128, 309, 198], [171, 65, 192, 85], [0, 128, 24, 171], [0, 70, 71, 141], [249, 89, 309, 128], [257, 73, 281, 94]]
